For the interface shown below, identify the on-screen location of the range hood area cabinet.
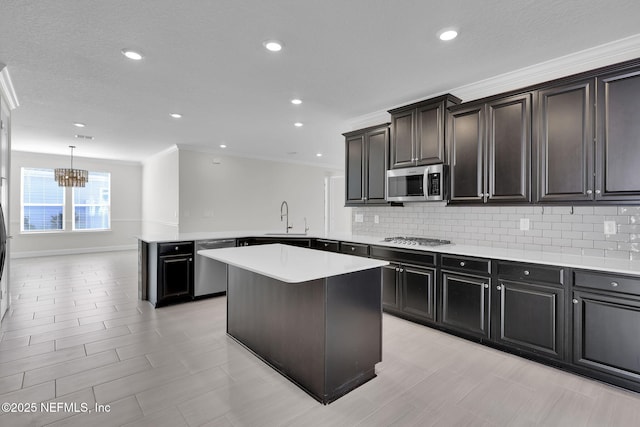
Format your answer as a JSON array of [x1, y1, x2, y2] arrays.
[[447, 93, 532, 204], [344, 124, 390, 206], [538, 67, 640, 203], [388, 94, 461, 169]]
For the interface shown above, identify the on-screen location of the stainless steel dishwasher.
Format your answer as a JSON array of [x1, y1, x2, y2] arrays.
[[195, 239, 236, 297]]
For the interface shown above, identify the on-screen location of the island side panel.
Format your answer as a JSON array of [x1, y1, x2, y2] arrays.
[[325, 267, 382, 399], [226, 265, 326, 400]]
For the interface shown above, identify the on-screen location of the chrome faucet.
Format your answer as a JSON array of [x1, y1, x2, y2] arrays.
[[280, 201, 292, 233]]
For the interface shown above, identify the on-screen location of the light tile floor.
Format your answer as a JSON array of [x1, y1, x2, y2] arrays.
[[1, 250, 640, 426]]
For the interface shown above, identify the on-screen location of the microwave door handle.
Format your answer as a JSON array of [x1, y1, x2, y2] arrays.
[[423, 168, 429, 200]]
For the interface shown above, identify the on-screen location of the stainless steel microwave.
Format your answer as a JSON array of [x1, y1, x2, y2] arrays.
[[386, 164, 448, 202]]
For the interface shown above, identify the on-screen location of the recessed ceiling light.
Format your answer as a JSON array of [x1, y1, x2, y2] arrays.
[[263, 40, 283, 52], [74, 134, 94, 140], [316, 153, 323, 157], [438, 29, 458, 41], [219, 144, 227, 148], [170, 113, 182, 119], [121, 49, 144, 60], [73, 122, 86, 128], [294, 122, 303, 127], [291, 99, 302, 105]]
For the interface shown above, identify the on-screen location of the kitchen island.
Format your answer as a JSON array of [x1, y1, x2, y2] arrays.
[[199, 243, 388, 404]]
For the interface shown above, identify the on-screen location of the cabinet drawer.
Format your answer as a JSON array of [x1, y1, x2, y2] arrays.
[[370, 246, 435, 267], [312, 239, 339, 252], [497, 261, 563, 285], [158, 242, 194, 256], [574, 270, 640, 297], [441, 255, 490, 275], [339, 242, 369, 257]]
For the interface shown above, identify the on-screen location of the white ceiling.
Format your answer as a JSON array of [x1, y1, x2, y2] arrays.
[[2, 0, 640, 168]]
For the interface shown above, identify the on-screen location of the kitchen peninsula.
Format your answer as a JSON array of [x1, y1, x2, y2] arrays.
[[199, 243, 388, 404]]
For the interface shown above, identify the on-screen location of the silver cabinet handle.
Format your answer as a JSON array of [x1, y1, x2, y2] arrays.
[[188, 258, 193, 262], [324, 243, 329, 247], [483, 283, 489, 289], [611, 281, 619, 287], [351, 247, 356, 251], [572, 299, 579, 304], [175, 246, 179, 250], [595, 190, 601, 195], [586, 190, 593, 195], [395, 267, 400, 272], [478, 193, 483, 197], [460, 261, 466, 267], [523, 270, 530, 276], [497, 285, 502, 290], [485, 193, 490, 197], [399, 268, 404, 272]]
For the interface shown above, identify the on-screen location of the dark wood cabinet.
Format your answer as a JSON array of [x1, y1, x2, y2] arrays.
[[389, 94, 460, 169], [344, 124, 389, 206], [494, 261, 565, 359], [487, 94, 531, 202], [311, 239, 339, 252], [449, 93, 531, 204], [573, 270, 640, 388], [371, 246, 437, 324], [595, 67, 640, 201], [448, 105, 485, 203], [537, 79, 595, 202], [441, 271, 491, 339], [156, 242, 194, 306]]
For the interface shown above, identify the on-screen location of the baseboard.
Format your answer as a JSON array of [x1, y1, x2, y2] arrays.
[[10, 244, 138, 259]]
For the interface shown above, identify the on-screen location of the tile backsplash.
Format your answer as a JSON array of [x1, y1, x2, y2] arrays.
[[352, 204, 640, 261]]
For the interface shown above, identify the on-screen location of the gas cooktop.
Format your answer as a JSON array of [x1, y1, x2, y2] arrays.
[[381, 236, 452, 247]]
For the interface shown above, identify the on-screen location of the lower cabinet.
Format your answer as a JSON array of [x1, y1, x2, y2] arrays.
[[155, 242, 194, 306], [572, 270, 640, 389], [493, 261, 566, 360], [493, 280, 564, 359], [382, 263, 436, 323], [440, 271, 491, 339]]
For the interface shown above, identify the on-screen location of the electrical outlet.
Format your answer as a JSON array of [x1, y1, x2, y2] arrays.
[[374, 215, 379, 224], [519, 218, 530, 231], [355, 214, 364, 223], [604, 220, 617, 235]]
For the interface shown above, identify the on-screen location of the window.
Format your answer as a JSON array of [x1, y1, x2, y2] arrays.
[[21, 168, 111, 233], [73, 172, 110, 230], [21, 168, 65, 231]]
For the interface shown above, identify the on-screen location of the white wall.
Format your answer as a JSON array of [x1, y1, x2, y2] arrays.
[[141, 146, 179, 235], [177, 149, 342, 234], [10, 151, 142, 257]]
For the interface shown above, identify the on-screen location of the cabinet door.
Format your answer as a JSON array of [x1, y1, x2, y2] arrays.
[[573, 290, 640, 383], [159, 255, 193, 300], [382, 264, 400, 311], [596, 69, 640, 201], [537, 79, 594, 202], [493, 280, 564, 359], [449, 105, 485, 204], [416, 102, 445, 165], [390, 110, 415, 168], [402, 266, 436, 322], [441, 272, 490, 338], [366, 127, 388, 203], [345, 134, 364, 205], [487, 94, 531, 203]]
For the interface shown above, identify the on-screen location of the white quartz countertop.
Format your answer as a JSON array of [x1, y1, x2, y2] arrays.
[[137, 230, 640, 276], [199, 244, 388, 283]]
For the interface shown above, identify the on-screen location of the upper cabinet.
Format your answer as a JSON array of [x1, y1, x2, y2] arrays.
[[344, 124, 390, 206], [449, 93, 531, 204], [388, 94, 460, 169], [537, 79, 594, 202], [536, 64, 640, 203], [595, 68, 640, 201]]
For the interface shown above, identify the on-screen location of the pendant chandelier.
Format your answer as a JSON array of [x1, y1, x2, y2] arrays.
[[54, 145, 88, 187]]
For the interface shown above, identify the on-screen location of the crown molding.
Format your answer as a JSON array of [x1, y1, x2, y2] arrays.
[[0, 63, 19, 110], [345, 34, 640, 126]]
